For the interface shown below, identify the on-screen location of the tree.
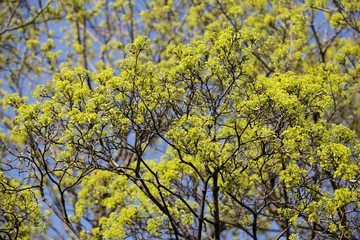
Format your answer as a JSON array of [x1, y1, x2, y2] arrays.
[[0, 0, 359, 239]]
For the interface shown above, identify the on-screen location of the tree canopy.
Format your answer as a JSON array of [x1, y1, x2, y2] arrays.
[[0, 0, 360, 239]]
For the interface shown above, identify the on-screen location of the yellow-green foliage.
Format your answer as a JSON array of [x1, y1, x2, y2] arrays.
[[3, 25, 360, 239], [0, 172, 48, 239], [1, 0, 360, 239]]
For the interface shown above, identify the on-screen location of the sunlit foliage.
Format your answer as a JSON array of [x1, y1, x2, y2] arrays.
[[1, 0, 359, 239]]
